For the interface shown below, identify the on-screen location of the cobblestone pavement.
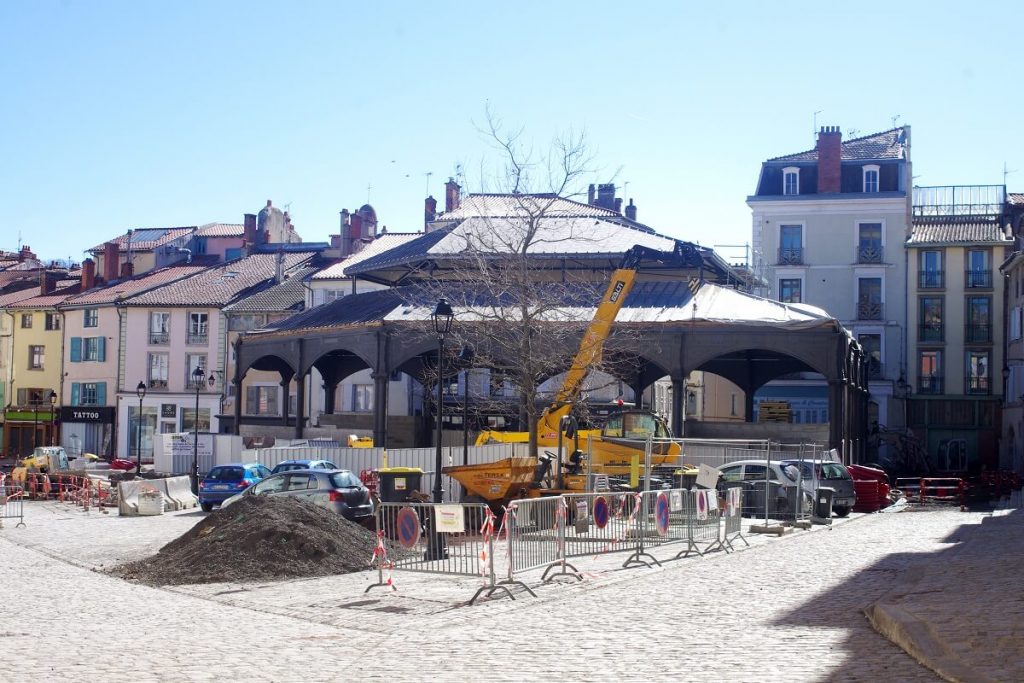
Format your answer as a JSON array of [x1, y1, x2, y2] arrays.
[[0, 499, 1016, 681]]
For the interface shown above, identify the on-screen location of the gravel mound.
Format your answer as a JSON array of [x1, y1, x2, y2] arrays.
[[110, 496, 379, 585]]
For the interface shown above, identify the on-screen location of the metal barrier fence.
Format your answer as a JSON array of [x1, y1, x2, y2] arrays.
[[367, 501, 534, 604], [505, 495, 581, 583], [720, 484, 748, 551], [561, 491, 651, 568], [0, 485, 26, 528]]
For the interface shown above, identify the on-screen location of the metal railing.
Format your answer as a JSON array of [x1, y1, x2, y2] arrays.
[[149, 332, 169, 345], [187, 333, 209, 345], [965, 270, 993, 288], [857, 244, 884, 264], [966, 376, 991, 394], [964, 324, 992, 343], [918, 376, 944, 394], [918, 323, 944, 342], [918, 271, 945, 289], [857, 301, 884, 320], [777, 247, 803, 265], [0, 485, 26, 528]]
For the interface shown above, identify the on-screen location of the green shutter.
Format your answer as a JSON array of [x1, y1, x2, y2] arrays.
[[70, 383, 81, 406], [70, 337, 82, 362], [97, 336, 106, 362], [96, 383, 106, 406]]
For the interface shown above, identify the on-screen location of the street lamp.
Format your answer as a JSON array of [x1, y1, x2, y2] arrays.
[[136, 381, 147, 473], [431, 298, 454, 504], [458, 345, 474, 466], [48, 390, 56, 447], [30, 393, 40, 451], [191, 366, 216, 495]]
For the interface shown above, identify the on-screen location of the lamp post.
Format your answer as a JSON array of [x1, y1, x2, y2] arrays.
[[458, 345, 474, 466], [136, 381, 147, 473], [431, 298, 454, 504], [30, 394, 40, 451], [191, 367, 216, 495], [48, 390, 57, 447]]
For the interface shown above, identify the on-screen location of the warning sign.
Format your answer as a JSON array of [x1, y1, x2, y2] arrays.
[[434, 505, 465, 534], [396, 507, 421, 548]]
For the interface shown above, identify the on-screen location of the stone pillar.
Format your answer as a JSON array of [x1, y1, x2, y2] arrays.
[[372, 371, 389, 447], [323, 381, 337, 415], [294, 373, 305, 439], [232, 378, 242, 435], [671, 376, 684, 437], [280, 380, 290, 427]]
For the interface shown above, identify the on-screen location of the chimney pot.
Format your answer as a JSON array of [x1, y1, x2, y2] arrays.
[[82, 258, 96, 290], [625, 198, 638, 222], [816, 125, 843, 194], [445, 178, 461, 213]]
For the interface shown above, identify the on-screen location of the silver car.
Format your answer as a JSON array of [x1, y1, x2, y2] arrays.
[[221, 469, 374, 521], [718, 459, 856, 517], [778, 459, 857, 517]]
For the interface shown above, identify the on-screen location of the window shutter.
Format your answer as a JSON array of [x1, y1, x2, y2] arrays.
[[97, 336, 106, 362], [70, 383, 81, 406], [96, 383, 106, 406], [70, 337, 82, 362]]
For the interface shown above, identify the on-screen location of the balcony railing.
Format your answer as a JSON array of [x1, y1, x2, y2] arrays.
[[918, 376, 944, 395], [857, 301, 884, 320], [187, 333, 209, 345], [964, 324, 992, 344], [866, 360, 885, 380], [777, 247, 804, 265], [918, 271, 945, 289], [857, 244, 884, 264], [919, 323, 945, 342], [966, 376, 991, 394], [148, 379, 168, 390], [965, 270, 993, 288], [149, 332, 169, 345]]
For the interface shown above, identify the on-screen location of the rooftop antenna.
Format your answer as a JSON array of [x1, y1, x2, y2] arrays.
[[1004, 162, 1017, 186], [16, 230, 22, 251], [891, 114, 901, 129], [424, 171, 433, 196], [366, 183, 372, 203], [813, 110, 822, 141], [282, 201, 292, 213]]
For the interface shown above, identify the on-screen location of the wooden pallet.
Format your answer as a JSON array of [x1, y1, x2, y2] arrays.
[[758, 401, 792, 423]]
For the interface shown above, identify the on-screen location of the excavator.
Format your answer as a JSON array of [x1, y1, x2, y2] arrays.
[[454, 243, 700, 502]]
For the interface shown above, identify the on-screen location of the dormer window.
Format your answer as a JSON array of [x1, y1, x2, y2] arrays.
[[783, 167, 799, 196], [863, 165, 880, 193]]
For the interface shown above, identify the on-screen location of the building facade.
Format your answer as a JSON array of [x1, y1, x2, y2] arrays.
[[748, 126, 912, 461]]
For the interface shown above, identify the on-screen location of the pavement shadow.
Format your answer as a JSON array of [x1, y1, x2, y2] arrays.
[[771, 506, 1023, 681]]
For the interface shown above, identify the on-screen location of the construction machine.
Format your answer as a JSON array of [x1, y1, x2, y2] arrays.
[[473, 243, 701, 478]]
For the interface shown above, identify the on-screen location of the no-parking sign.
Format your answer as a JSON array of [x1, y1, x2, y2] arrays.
[[396, 507, 421, 548], [593, 496, 609, 529], [655, 493, 670, 537]]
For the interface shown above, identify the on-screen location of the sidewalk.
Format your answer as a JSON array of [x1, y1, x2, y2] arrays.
[[866, 500, 1024, 683]]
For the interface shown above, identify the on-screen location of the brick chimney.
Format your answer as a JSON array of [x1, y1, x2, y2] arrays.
[[120, 260, 134, 278], [424, 195, 437, 228], [103, 241, 120, 282], [18, 245, 33, 262], [81, 259, 95, 290], [243, 213, 257, 255], [588, 184, 596, 205], [39, 269, 58, 295], [445, 178, 461, 213], [817, 126, 843, 194], [614, 197, 623, 214], [625, 199, 637, 222]]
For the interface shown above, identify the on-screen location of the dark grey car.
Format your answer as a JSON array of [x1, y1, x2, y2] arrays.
[[778, 460, 857, 516], [223, 469, 374, 521]]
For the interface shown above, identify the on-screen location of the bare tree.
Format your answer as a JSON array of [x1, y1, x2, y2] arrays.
[[408, 112, 645, 457]]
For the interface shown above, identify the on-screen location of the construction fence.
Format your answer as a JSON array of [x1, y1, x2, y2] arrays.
[[0, 485, 26, 528]]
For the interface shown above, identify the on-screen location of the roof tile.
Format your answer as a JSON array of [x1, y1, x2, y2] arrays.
[[768, 127, 908, 163]]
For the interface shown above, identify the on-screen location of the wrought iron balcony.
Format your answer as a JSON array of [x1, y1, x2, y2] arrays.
[[964, 324, 992, 344], [965, 270, 992, 288], [917, 376, 944, 395], [918, 271, 945, 289], [857, 301, 884, 320], [149, 332, 169, 345], [857, 244, 884, 264], [866, 359, 885, 380], [918, 323, 944, 343], [966, 376, 991, 394], [187, 333, 209, 346], [148, 379, 168, 390], [777, 247, 804, 265]]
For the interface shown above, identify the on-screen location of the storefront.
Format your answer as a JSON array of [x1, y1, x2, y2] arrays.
[[3, 407, 59, 458], [59, 406, 115, 459]]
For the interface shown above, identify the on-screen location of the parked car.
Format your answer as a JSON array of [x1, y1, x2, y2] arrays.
[[777, 459, 857, 517], [199, 463, 271, 511], [270, 459, 337, 475], [716, 460, 817, 517], [221, 469, 374, 521]]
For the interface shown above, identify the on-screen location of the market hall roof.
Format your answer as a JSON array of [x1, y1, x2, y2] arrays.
[[311, 233, 422, 281], [345, 218, 741, 286], [223, 266, 319, 314], [435, 194, 626, 221], [252, 279, 838, 338]]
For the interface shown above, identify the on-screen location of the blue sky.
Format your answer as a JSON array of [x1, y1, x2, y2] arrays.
[[3, 1, 1022, 264]]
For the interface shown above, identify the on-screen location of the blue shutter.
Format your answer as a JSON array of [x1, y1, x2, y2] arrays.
[[97, 336, 106, 362], [70, 337, 82, 362], [70, 383, 81, 406], [96, 383, 106, 406]]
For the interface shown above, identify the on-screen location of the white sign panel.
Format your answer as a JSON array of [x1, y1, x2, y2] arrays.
[[434, 505, 466, 534], [696, 464, 721, 490]]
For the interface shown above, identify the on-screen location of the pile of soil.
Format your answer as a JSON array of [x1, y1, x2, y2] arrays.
[[110, 496, 379, 585]]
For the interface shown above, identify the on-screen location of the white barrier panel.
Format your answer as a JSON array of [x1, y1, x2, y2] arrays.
[[117, 480, 145, 515], [161, 476, 198, 510]]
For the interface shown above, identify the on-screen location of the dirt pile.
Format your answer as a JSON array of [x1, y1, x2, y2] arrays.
[[110, 496, 379, 585]]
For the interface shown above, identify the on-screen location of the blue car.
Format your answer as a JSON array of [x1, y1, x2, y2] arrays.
[[270, 459, 337, 475], [199, 463, 271, 511]]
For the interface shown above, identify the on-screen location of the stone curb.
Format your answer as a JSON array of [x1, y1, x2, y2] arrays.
[[864, 601, 994, 683]]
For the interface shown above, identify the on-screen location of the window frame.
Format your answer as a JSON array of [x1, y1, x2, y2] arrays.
[[778, 278, 802, 303], [148, 352, 170, 389], [28, 345, 45, 370], [83, 309, 98, 328], [782, 167, 799, 196], [20, 313, 32, 329], [862, 164, 880, 193]]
